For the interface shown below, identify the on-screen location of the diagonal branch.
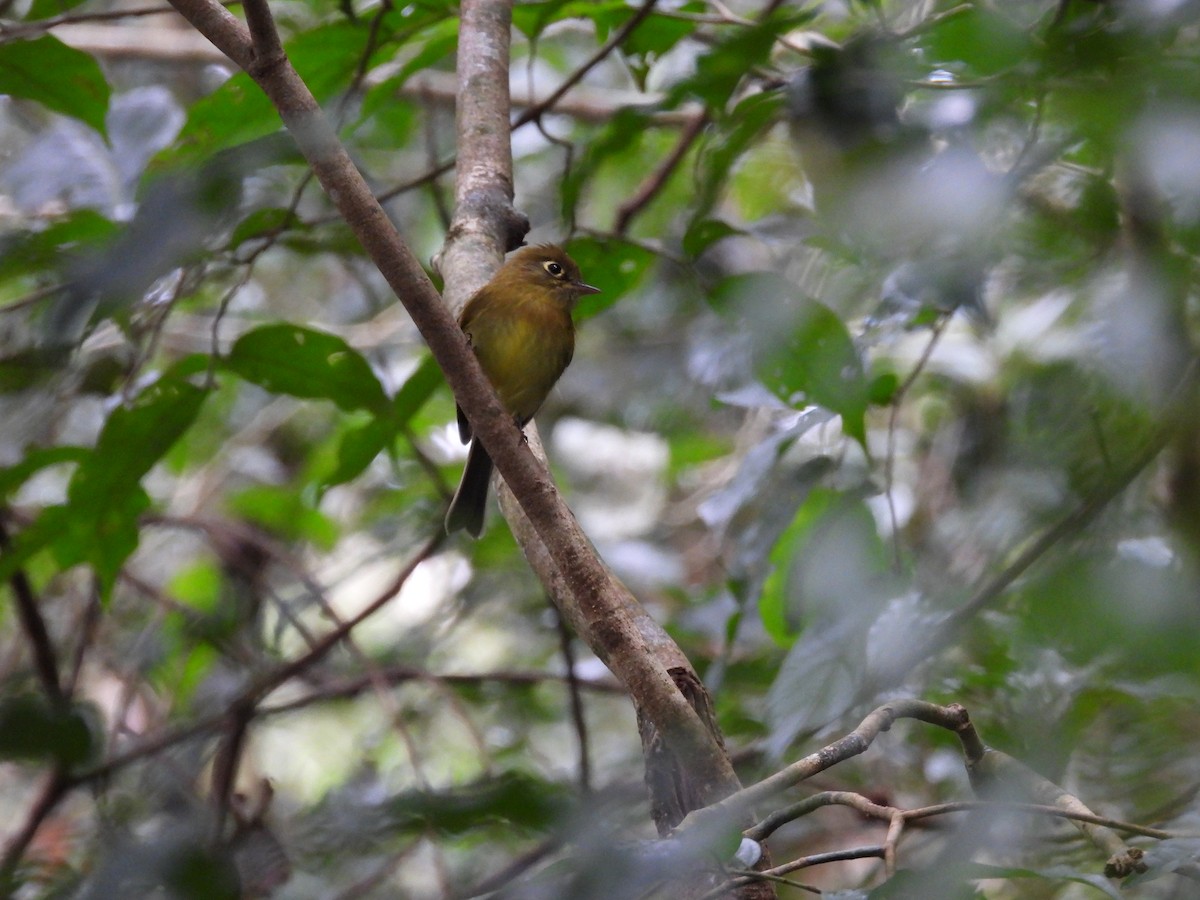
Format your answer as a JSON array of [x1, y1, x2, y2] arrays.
[[166, 0, 737, 789]]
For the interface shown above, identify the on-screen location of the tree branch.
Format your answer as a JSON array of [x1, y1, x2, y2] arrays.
[[166, 0, 738, 794]]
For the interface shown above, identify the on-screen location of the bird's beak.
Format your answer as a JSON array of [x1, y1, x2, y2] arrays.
[[575, 281, 601, 295]]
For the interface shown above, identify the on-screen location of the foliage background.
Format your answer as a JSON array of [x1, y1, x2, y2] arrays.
[[1, 0, 1199, 896]]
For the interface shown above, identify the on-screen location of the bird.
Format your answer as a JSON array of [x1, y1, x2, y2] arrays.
[[444, 244, 600, 537]]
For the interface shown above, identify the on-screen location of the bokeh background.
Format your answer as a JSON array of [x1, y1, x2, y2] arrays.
[[2, 0, 1200, 896]]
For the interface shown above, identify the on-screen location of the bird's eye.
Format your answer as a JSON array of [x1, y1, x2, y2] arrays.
[[543, 261, 564, 278]]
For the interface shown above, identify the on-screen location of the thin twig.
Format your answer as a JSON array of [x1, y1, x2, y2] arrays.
[[552, 600, 592, 794], [512, 0, 660, 131], [0, 521, 64, 707], [884, 312, 951, 569], [614, 112, 708, 235], [63, 578, 102, 699], [258, 665, 622, 717], [704, 848, 885, 898]]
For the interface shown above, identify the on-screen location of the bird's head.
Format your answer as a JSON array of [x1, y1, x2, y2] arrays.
[[503, 244, 600, 305]]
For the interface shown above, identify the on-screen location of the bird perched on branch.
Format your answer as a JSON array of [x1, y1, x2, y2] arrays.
[[445, 244, 599, 537]]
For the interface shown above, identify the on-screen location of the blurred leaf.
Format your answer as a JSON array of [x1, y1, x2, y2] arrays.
[[67, 378, 207, 512], [164, 845, 241, 900], [26, 0, 89, 18], [229, 207, 294, 250], [0, 694, 98, 768], [671, 13, 807, 108], [868, 372, 899, 405], [693, 91, 782, 220], [315, 353, 443, 491], [1128, 838, 1200, 886], [563, 237, 655, 319], [768, 297, 869, 446], [512, 0, 624, 40], [924, 7, 1030, 77], [160, 73, 276, 168], [0, 446, 87, 498], [760, 488, 835, 643], [228, 484, 338, 549], [760, 488, 889, 643], [765, 614, 868, 754], [882, 863, 1124, 899], [682, 218, 744, 258], [866, 868, 984, 898], [52, 486, 150, 591], [1, 378, 208, 591], [226, 324, 390, 415], [0, 209, 117, 284], [0, 36, 109, 136], [318, 416, 394, 492], [164, 22, 373, 167], [764, 489, 896, 749], [168, 560, 223, 614], [713, 272, 869, 445], [625, 6, 702, 58], [1018, 553, 1200, 679], [561, 106, 655, 219], [621, 5, 703, 87], [312, 352, 448, 494], [386, 772, 571, 834], [393, 353, 443, 424], [360, 18, 459, 123], [0, 348, 71, 392], [512, 0, 575, 39]]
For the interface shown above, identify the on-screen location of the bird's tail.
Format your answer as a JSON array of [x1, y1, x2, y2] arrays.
[[444, 439, 494, 538]]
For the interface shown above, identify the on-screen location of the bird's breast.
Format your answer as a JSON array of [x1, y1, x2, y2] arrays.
[[464, 296, 575, 423]]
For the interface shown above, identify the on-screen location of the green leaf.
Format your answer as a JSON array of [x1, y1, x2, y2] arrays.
[[0, 694, 98, 769], [162, 72, 276, 168], [670, 14, 806, 108], [316, 355, 443, 492], [711, 273, 870, 445], [561, 106, 654, 218], [46, 377, 207, 591], [319, 417, 395, 492], [226, 324, 389, 414], [924, 7, 1030, 77], [52, 487, 150, 590], [165, 22, 373, 166], [0, 36, 110, 135], [392, 354, 443, 425], [227, 485, 338, 549], [361, 18, 459, 123], [682, 219, 743, 258], [625, 7, 702, 58], [767, 299, 869, 446], [0, 446, 88, 499], [26, 0, 89, 19], [512, 0, 626, 40], [562, 237, 655, 319], [868, 372, 899, 405], [0, 378, 204, 587], [692, 91, 781, 219], [873, 863, 1122, 900], [763, 490, 895, 749], [67, 378, 207, 512], [386, 772, 572, 834], [0, 209, 117, 284], [759, 488, 838, 644], [229, 207, 295, 250], [1018, 553, 1200, 679]]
